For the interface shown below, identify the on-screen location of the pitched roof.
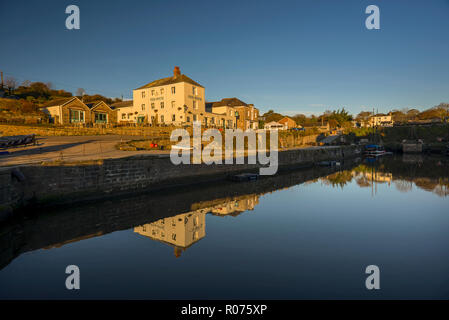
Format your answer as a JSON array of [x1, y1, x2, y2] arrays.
[[85, 100, 113, 111], [278, 117, 295, 124], [211, 98, 248, 108], [41, 97, 76, 108], [84, 101, 102, 109], [136, 74, 204, 90], [110, 100, 133, 109]]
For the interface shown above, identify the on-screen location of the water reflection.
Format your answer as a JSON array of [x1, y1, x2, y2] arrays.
[[134, 194, 259, 257], [131, 155, 448, 257], [319, 155, 449, 197], [1, 155, 448, 269]]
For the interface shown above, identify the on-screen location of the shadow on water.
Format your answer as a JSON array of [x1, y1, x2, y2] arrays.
[[0, 154, 448, 271]]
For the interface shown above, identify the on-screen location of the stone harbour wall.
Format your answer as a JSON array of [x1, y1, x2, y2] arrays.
[[0, 145, 360, 217]]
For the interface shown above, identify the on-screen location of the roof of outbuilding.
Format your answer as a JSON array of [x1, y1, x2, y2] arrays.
[[110, 100, 133, 109], [211, 98, 248, 108]]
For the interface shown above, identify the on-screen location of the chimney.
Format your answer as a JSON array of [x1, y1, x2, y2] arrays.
[[0, 71, 3, 89], [173, 66, 181, 78]]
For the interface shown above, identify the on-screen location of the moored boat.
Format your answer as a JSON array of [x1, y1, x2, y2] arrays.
[[364, 144, 391, 157]]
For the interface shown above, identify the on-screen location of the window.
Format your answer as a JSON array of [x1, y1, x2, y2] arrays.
[[172, 233, 176, 240], [141, 91, 145, 98], [160, 102, 164, 109], [193, 114, 197, 121], [171, 86, 175, 94], [151, 103, 155, 109], [172, 114, 175, 121], [193, 100, 197, 109], [192, 86, 197, 95], [160, 88, 164, 95], [141, 104, 145, 111], [122, 114, 126, 119], [151, 90, 155, 96], [160, 115, 164, 123], [69, 109, 84, 123], [94, 113, 107, 123], [187, 116, 190, 122], [127, 113, 132, 119], [171, 101, 175, 108]]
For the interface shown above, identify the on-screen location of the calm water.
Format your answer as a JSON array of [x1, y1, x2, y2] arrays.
[[0, 155, 448, 299]]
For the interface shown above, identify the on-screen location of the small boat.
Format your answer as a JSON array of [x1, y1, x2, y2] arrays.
[[364, 144, 391, 157]]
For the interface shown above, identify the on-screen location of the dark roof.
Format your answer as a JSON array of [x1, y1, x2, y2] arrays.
[[85, 100, 112, 110], [85, 101, 99, 109], [211, 98, 247, 108], [110, 100, 133, 109], [136, 74, 204, 90]]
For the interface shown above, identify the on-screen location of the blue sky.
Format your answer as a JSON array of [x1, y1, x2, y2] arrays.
[[1, 0, 448, 116]]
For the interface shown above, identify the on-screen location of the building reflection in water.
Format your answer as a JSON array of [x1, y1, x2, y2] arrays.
[[135, 156, 449, 258], [134, 194, 259, 257], [319, 156, 449, 197]]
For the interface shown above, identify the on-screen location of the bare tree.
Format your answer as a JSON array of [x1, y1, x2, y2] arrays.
[[22, 80, 31, 87], [76, 88, 86, 97], [45, 82, 53, 90], [5, 76, 17, 94]]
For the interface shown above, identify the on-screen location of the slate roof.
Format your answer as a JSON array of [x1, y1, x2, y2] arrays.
[[211, 98, 248, 108], [110, 100, 133, 109], [136, 74, 204, 90]]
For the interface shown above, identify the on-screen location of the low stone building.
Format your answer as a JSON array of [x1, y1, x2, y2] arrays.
[[40, 97, 116, 125], [208, 97, 259, 130], [40, 97, 92, 125], [278, 117, 297, 129], [402, 139, 423, 153], [85, 101, 117, 125]]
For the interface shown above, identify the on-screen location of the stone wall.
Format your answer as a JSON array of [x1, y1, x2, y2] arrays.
[[0, 145, 359, 216]]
